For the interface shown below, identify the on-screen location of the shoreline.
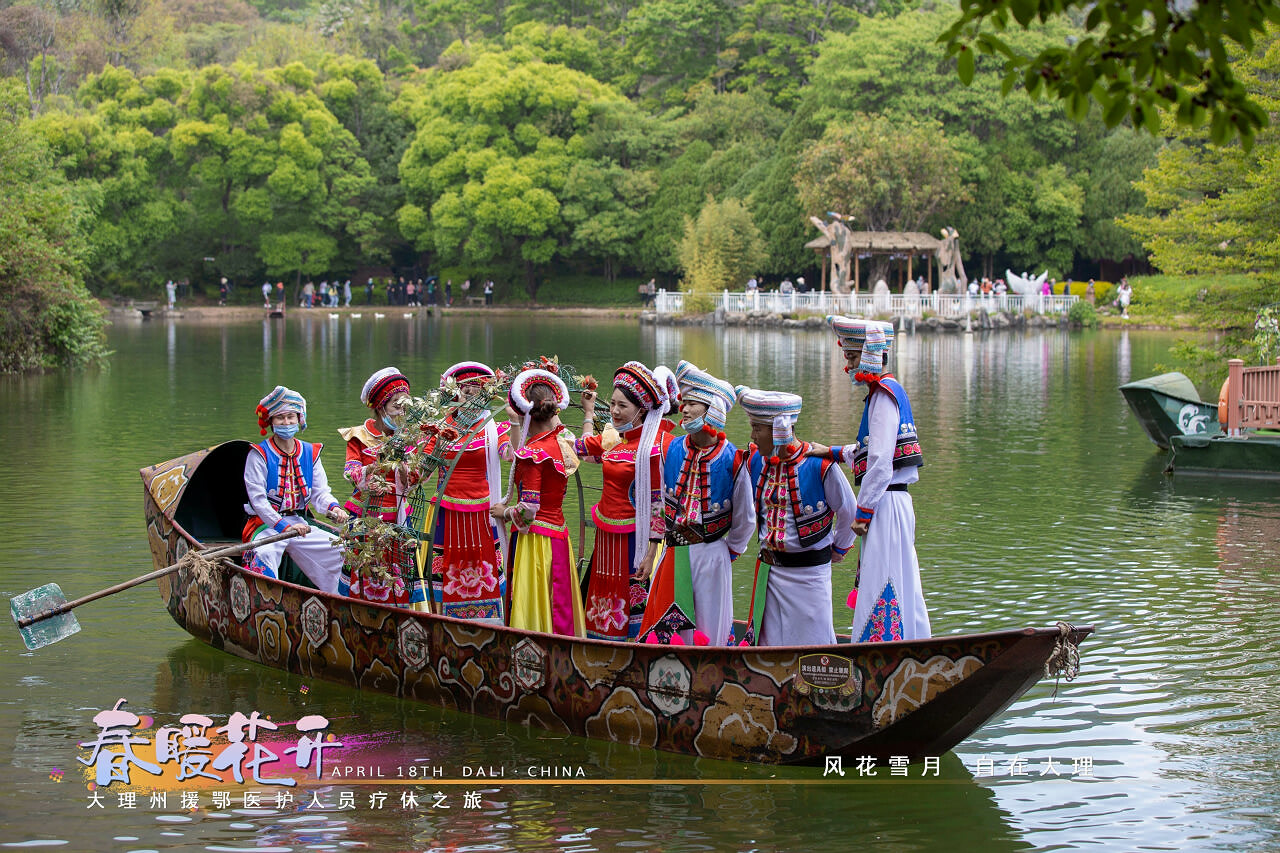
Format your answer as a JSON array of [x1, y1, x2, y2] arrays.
[[103, 301, 1222, 332], [106, 303, 647, 322]]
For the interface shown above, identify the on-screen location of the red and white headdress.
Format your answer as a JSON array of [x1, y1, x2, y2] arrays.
[[361, 367, 411, 411], [508, 368, 570, 450], [440, 361, 495, 395]]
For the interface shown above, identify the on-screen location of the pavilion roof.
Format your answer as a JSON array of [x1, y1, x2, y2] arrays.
[[805, 231, 943, 253]]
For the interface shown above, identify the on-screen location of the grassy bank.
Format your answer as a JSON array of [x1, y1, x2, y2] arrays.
[[1119, 274, 1276, 331]]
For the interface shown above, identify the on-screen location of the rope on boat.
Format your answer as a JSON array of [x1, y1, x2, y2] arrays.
[[1044, 621, 1081, 682], [179, 548, 225, 594]]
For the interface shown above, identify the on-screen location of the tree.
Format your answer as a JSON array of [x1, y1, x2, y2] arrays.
[[940, 0, 1280, 148], [1120, 25, 1280, 274], [396, 49, 637, 298], [794, 115, 965, 231], [676, 196, 766, 299], [0, 84, 109, 372]]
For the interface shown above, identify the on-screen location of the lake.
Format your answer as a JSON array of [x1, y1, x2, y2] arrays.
[[1, 313, 1276, 851]]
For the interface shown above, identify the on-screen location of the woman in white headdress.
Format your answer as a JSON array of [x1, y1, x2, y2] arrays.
[[495, 368, 586, 636]]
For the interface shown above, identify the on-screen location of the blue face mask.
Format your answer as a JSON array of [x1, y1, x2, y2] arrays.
[[382, 415, 399, 434], [612, 416, 638, 433], [274, 423, 299, 439], [681, 414, 705, 434]]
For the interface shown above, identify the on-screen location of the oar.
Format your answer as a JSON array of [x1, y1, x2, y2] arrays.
[[9, 529, 302, 650]]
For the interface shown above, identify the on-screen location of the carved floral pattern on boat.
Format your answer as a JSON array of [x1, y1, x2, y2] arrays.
[[693, 682, 797, 761], [873, 654, 984, 728], [585, 687, 658, 748]]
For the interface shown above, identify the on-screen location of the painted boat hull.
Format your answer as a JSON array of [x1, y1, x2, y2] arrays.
[[141, 442, 1092, 765], [1167, 432, 1280, 478], [1120, 372, 1220, 450]]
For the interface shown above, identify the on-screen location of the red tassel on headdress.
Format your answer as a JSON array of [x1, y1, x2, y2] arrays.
[[692, 630, 710, 646], [256, 404, 270, 435], [703, 424, 716, 436], [769, 455, 780, 465]]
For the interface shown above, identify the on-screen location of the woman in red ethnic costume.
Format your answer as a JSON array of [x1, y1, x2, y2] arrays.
[[495, 368, 586, 636], [576, 361, 675, 641], [337, 367, 427, 608], [426, 361, 512, 624]]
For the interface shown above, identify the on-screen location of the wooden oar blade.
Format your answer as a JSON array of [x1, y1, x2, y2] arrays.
[[10, 583, 81, 650]]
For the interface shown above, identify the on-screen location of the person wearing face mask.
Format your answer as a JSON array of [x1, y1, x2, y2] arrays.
[[424, 361, 513, 623], [337, 367, 426, 608], [817, 317, 930, 643], [640, 361, 755, 646], [736, 386, 858, 646], [242, 386, 350, 593], [576, 361, 675, 641]]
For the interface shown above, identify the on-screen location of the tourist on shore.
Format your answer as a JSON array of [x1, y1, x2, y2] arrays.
[[243, 386, 349, 593], [484, 280, 494, 306], [338, 368, 426, 609], [497, 368, 586, 636], [641, 361, 754, 645], [820, 317, 931, 643], [301, 280, 314, 308], [1116, 278, 1132, 318], [165, 279, 176, 309], [426, 361, 512, 623], [736, 386, 857, 646], [366, 278, 375, 305], [343, 279, 352, 307], [262, 281, 272, 308], [577, 362, 674, 641]]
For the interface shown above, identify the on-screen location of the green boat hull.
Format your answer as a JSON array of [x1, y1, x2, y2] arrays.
[[1167, 433, 1280, 478], [1120, 372, 1220, 451]]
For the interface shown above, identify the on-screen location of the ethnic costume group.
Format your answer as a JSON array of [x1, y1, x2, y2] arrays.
[[239, 314, 931, 648]]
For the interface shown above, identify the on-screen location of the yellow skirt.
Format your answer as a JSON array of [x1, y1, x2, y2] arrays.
[[508, 531, 586, 637]]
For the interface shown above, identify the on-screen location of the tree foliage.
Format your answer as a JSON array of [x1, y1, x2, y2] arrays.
[[676, 196, 765, 296], [1120, 25, 1280, 274], [940, 0, 1280, 149], [0, 85, 109, 372]]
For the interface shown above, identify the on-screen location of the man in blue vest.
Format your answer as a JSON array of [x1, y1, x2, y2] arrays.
[[822, 317, 931, 642], [243, 386, 349, 593], [735, 386, 858, 646], [641, 361, 755, 645]]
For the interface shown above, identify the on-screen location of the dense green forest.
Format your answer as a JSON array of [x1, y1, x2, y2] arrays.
[[3, 0, 1280, 369]]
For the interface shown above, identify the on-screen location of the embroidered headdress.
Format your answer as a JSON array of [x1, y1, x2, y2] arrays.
[[827, 315, 868, 357], [440, 361, 495, 392], [361, 367, 411, 411], [256, 386, 307, 435], [675, 360, 735, 433], [735, 386, 802, 447], [613, 361, 667, 413], [675, 360, 735, 411], [856, 321, 893, 381], [652, 365, 680, 416]]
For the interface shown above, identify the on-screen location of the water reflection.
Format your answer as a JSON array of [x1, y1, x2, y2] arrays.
[[1, 319, 1277, 851]]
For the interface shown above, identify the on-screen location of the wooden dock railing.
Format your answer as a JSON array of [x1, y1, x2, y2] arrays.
[[1225, 358, 1280, 435]]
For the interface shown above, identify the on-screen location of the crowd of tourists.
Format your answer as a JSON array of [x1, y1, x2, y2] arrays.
[[241, 314, 930, 647]]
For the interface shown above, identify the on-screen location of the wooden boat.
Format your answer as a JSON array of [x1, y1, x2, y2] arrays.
[[1119, 372, 1220, 450], [1163, 358, 1280, 477], [141, 441, 1092, 766]]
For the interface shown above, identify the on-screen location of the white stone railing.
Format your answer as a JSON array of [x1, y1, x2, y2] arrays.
[[652, 290, 1078, 317]]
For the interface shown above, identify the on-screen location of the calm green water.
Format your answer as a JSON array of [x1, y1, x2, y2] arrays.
[[1, 314, 1278, 851]]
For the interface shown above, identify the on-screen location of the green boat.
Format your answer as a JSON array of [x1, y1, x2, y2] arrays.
[[1119, 372, 1220, 450], [1161, 358, 1280, 477], [1168, 432, 1280, 477]]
